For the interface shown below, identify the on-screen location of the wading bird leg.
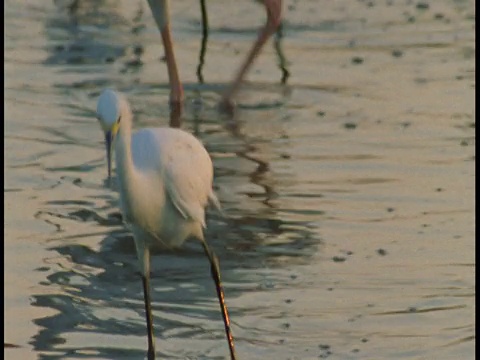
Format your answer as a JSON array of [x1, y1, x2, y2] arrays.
[[161, 25, 184, 127], [219, 0, 282, 116], [201, 241, 237, 360], [137, 239, 156, 359], [142, 274, 156, 360], [147, 0, 184, 125]]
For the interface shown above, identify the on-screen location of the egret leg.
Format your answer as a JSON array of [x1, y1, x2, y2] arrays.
[[201, 241, 237, 360], [219, 0, 282, 115], [142, 274, 156, 360], [135, 236, 156, 359]]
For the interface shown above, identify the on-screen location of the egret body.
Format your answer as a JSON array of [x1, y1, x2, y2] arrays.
[[95, 89, 236, 360]]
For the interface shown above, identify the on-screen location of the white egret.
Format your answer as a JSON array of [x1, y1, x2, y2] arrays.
[[146, 0, 282, 112], [95, 89, 236, 360]]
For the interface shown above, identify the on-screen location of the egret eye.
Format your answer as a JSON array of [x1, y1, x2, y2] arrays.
[[117, 116, 121, 124]]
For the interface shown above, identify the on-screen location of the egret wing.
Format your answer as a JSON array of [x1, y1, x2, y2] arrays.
[[161, 133, 214, 227], [132, 128, 216, 226], [165, 160, 212, 226]]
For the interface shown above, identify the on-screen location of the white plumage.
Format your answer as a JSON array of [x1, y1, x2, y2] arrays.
[[95, 89, 236, 360]]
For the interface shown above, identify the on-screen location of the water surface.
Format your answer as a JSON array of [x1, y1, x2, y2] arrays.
[[5, 0, 475, 359]]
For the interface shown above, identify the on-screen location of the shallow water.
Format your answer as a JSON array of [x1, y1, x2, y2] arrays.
[[4, 0, 475, 359]]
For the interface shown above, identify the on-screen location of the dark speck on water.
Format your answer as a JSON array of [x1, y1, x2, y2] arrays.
[[377, 248, 388, 256], [351, 56, 364, 65], [416, 2, 430, 10], [392, 49, 403, 58]]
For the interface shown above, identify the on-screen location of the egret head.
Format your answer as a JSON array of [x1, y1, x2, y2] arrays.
[[96, 89, 131, 180]]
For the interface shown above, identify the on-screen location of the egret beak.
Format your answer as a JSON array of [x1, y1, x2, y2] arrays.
[[105, 131, 113, 181]]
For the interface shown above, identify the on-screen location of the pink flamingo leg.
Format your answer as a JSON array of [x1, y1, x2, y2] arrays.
[[147, 0, 184, 117], [220, 0, 282, 113]]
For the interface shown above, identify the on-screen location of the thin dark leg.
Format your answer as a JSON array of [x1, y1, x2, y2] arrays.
[[274, 21, 290, 84], [142, 275, 156, 360], [196, 0, 209, 84], [201, 242, 237, 360]]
